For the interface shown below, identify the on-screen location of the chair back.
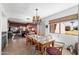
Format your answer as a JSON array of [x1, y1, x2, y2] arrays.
[[54, 41, 65, 53]]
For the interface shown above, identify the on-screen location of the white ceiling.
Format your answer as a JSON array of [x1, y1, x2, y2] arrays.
[[2, 3, 77, 23]]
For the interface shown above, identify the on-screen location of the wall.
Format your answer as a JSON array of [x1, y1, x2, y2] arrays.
[[42, 5, 78, 48], [0, 4, 8, 53], [0, 4, 8, 32], [0, 4, 1, 54], [38, 21, 46, 36]]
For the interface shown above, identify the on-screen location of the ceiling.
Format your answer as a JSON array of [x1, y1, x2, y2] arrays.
[[2, 3, 77, 23]]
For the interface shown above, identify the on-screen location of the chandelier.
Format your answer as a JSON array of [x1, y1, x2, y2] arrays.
[[33, 8, 41, 24]]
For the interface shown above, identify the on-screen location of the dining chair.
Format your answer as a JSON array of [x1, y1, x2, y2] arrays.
[[46, 41, 65, 55], [35, 40, 53, 54]]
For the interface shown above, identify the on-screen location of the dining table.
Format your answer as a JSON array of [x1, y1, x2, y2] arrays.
[[27, 35, 54, 54]]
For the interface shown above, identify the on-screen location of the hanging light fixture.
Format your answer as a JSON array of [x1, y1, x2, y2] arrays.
[[33, 8, 41, 24]]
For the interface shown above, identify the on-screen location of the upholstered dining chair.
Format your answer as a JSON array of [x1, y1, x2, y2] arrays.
[[46, 41, 65, 55]]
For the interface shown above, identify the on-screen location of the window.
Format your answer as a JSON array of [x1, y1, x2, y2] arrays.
[[63, 20, 78, 35], [49, 14, 78, 36]]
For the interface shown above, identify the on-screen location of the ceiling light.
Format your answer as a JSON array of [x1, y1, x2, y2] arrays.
[[32, 8, 42, 24]]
